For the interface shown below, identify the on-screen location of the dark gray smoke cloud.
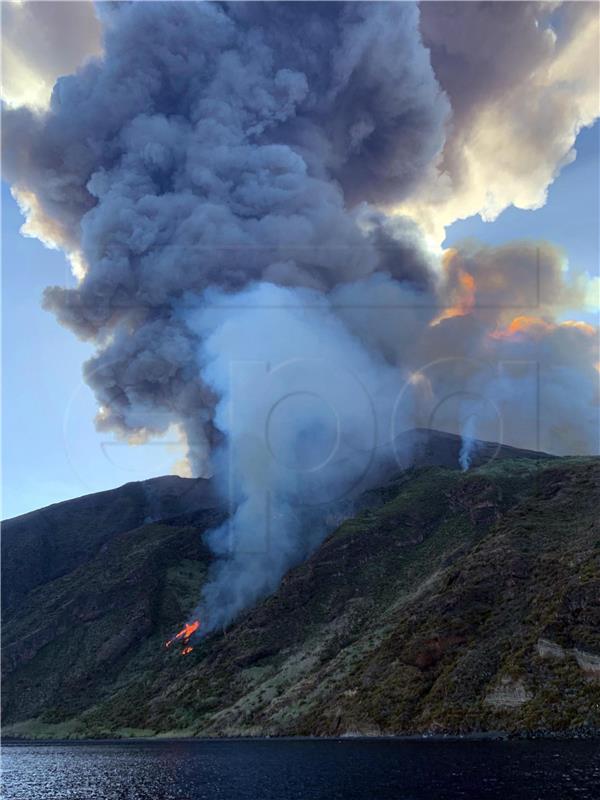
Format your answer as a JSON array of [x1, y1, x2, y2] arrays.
[[3, 1, 598, 628], [230, 1, 449, 205], [2, 1, 447, 472]]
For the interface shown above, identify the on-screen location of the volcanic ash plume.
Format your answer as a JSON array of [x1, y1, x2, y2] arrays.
[[2, 2, 598, 628]]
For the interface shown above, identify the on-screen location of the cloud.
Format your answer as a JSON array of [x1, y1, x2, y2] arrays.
[[401, 1, 600, 243], [2, 1, 446, 474], [190, 240, 598, 627], [1, 0, 101, 110]]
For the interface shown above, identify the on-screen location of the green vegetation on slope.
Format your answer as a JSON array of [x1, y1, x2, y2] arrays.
[[2, 456, 599, 738]]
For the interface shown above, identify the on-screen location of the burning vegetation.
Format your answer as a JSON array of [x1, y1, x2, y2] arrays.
[[164, 620, 200, 655]]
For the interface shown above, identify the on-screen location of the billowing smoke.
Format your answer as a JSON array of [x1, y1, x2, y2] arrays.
[[2, 1, 598, 628], [409, 0, 600, 244], [187, 279, 413, 628], [2, 0, 446, 473]]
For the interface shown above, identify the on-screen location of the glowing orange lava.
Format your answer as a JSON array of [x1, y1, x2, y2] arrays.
[[165, 619, 200, 651]]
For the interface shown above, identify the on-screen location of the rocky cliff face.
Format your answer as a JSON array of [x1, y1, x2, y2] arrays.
[[2, 432, 598, 739]]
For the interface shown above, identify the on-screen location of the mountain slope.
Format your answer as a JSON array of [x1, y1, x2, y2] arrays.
[[1, 475, 217, 614], [0, 427, 546, 617], [1, 510, 224, 726], [2, 436, 598, 739]]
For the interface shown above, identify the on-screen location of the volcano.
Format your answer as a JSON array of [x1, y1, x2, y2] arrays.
[[2, 430, 597, 740]]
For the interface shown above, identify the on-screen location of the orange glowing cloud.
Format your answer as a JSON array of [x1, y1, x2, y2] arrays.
[[432, 251, 476, 326], [490, 316, 597, 341], [560, 320, 596, 335]]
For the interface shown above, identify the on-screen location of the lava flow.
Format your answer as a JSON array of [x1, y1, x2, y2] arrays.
[[164, 619, 200, 655]]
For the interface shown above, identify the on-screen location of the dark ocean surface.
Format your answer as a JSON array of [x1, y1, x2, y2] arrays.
[[2, 738, 599, 800]]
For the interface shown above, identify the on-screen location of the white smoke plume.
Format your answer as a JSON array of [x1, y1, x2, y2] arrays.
[[459, 414, 478, 472], [2, 2, 598, 628], [187, 280, 413, 628]]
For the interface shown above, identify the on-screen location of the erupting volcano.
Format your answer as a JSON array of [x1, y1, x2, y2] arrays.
[[2, 0, 598, 636], [164, 620, 200, 655]]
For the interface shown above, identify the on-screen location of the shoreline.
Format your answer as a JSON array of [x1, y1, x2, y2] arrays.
[[3, 730, 599, 745]]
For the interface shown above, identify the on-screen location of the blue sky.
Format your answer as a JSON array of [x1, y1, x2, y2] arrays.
[[444, 123, 600, 284], [2, 121, 598, 519], [1, 185, 183, 518]]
